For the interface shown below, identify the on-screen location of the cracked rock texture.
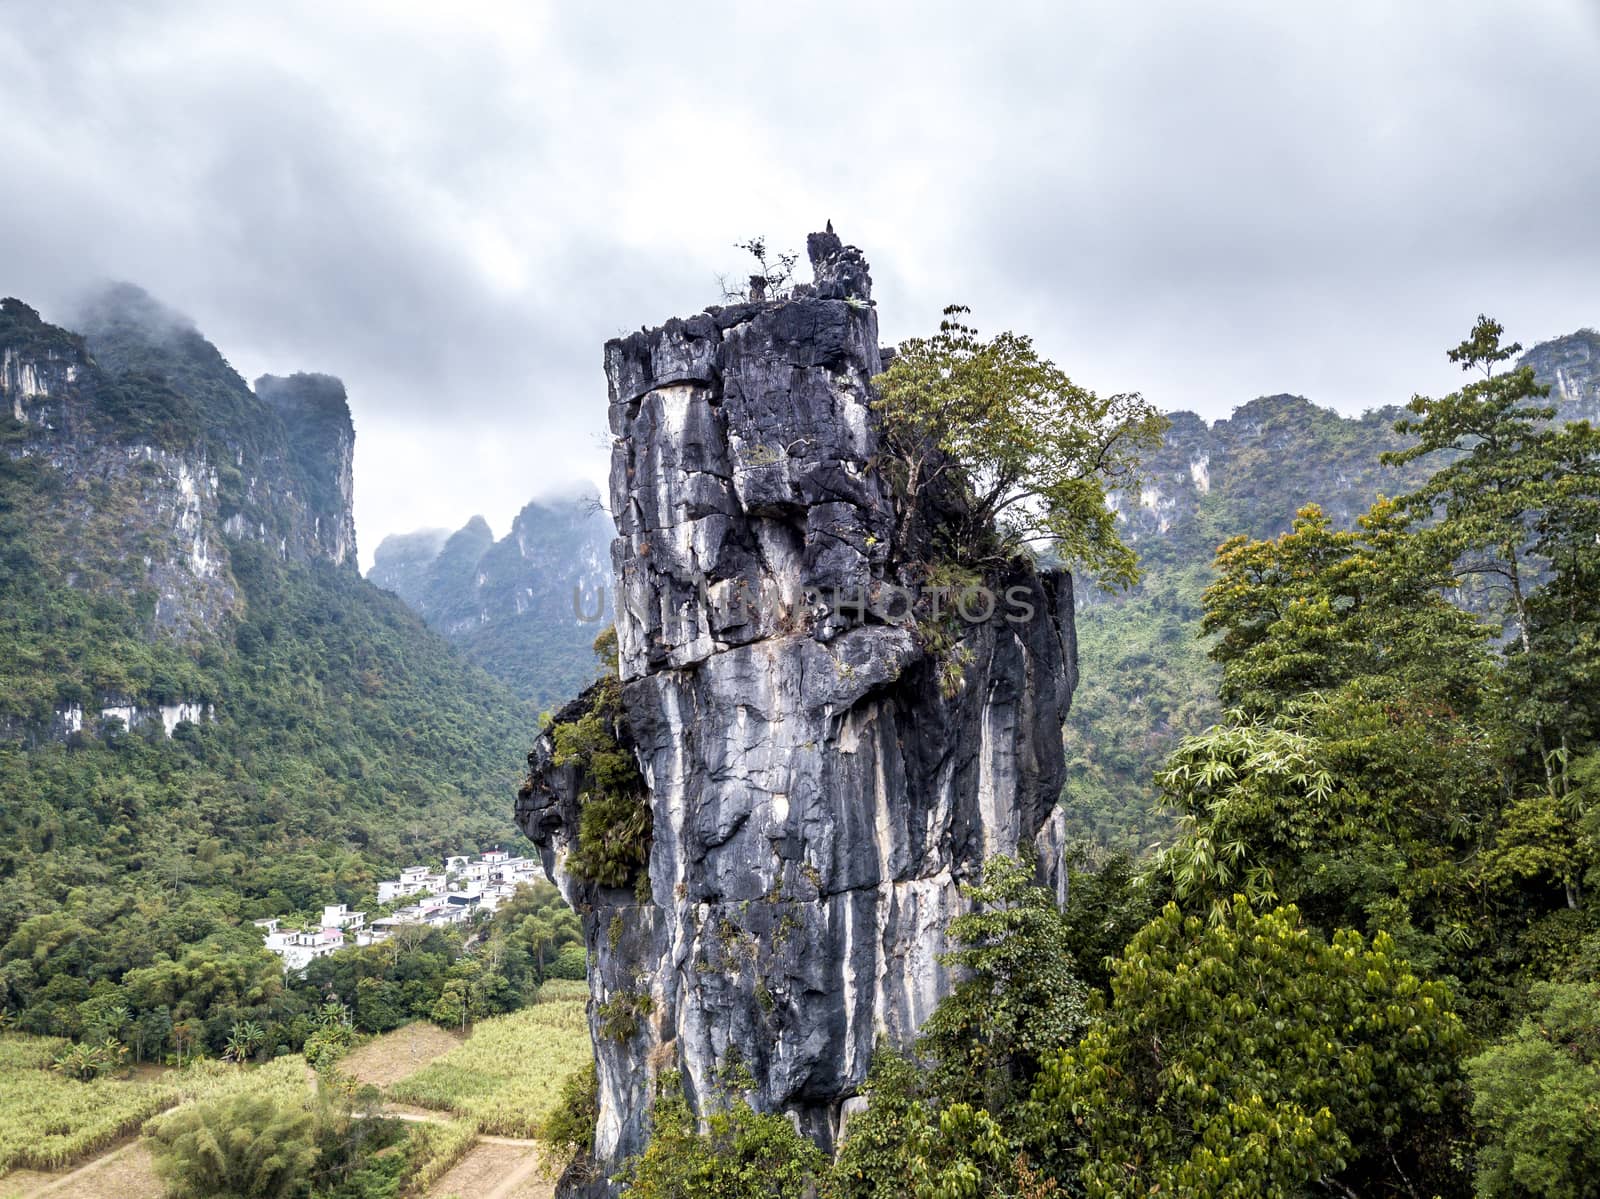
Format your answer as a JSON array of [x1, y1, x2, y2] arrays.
[[517, 231, 1078, 1197], [0, 291, 357, 743]]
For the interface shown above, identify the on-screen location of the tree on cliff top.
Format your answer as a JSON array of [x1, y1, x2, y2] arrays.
[[873, 306, 1166, 588]]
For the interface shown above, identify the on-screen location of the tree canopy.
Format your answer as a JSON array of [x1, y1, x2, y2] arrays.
[[873, 306, 1166, 587]]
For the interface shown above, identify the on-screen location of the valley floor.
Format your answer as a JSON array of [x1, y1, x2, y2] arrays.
[[0, 999, 587, 1199]]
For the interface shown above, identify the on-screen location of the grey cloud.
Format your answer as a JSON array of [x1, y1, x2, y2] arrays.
[[1, 0, 1595, 565]]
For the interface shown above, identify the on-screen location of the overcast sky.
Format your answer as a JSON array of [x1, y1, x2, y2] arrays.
[[4, 1, 1597, 568]]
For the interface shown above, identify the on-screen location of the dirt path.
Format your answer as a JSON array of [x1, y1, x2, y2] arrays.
[[480, 1146, 553, 1199], [426, 1140, 540, 1198], [384, 1108, 551, 1199], [7, 1142, 163, 1199]]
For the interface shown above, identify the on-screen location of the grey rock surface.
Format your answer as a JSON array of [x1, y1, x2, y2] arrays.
[[517, 231, 1078, 1196], [0, 293, 358, 741]]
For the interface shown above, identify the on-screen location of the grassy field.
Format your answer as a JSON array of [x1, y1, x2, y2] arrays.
[[0, 989, 591, 1192], [406, 1116, 483, 1194], [0, 1036, 67, 1072], [341, 1021, 465, 1088], [0, 1035, 177, 1177], [387, 994, 592, 1136], [0, 1071, 174, 1175], [0, 1035, 313, 1181], [532, 979, 588, 1003]]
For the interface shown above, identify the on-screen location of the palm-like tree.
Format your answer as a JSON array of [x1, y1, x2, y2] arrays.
[[315, 1001, 351, 1030], [224, 1019, 266, 1064], [52, 1042, 108, 1081]]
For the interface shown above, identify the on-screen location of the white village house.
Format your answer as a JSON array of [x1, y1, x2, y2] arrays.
[[259, 852, 543, 972]]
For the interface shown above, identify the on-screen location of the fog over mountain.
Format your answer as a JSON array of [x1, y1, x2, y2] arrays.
[[1, 1, 1596, 564]]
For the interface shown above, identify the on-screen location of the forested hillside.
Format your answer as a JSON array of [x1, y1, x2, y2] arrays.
[[0, 292, 538, 1055], [370, 495, 613, 711], [1064, 328, 1600, 853]]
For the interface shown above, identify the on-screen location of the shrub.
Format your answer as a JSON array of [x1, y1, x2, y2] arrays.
[[51, 1036, 127, 1080], [542, 1058, 599, 1165], [597, 990, 653, 1043], [550, 682, 651, 888], [146, 1091, 318, 1199], [1467, 981, 1600, 1198], [621, 1072, 832, 1199]]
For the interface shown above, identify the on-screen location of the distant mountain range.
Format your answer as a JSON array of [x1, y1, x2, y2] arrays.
[[369, 494, 613, 712], [0, 287, 531, 1028], [1064, 328, 1600, 853]]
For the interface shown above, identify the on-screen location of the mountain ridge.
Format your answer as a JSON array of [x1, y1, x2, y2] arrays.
[[1064, 327, 1600, 851], [369, 489, 612, 711], [0, 285, 531, 1052]]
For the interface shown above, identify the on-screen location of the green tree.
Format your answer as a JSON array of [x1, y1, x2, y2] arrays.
[[1057, 849, 1163, 996], [1383, 315, 1600, 790], [1203, 501, 1491, 716], [1516, 430, 1600, 793], [352, 976, 408, 1032], [1155, 695, 1502, 982], [622, 1072, 833, 1199], [146, 1091, 318, 1199], [918, 856, 1087, 1115], [428, 979, 472, 1031], [1383, 316, 1558, 654], [1027, 899, 1468, 1198], [832, 1047, 1048, 1199], [873, 306, 1165, 585], [1466, 981, 1600, 1198]]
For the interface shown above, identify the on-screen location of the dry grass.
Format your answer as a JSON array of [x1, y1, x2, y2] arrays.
[[405, 1117, 481, 1195], [342, 1022, 465, 1088], [387, 998, 591, 1137], [424, 1139, 530, 1197]]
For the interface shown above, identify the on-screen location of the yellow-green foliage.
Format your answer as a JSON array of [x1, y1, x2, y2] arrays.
[[163, 1055, 312, 1108], [387, 998, 590, 1136], [0, 1045, 172, 1175], [403, 1116, 481, 1193], [0, 1033, 67, 1071], [0, 1038, 312, 1180], [538, 978, 590, 1003]]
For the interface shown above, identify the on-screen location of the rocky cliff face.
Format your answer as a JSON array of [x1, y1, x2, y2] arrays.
[[517, 231, 1078, 1195], [371, 493, 613, 710], [0, 291, 359, 741], [254, 371, 359, 568], [1105, 334, 1600, 576], [1522, 328, 1600, 424]]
